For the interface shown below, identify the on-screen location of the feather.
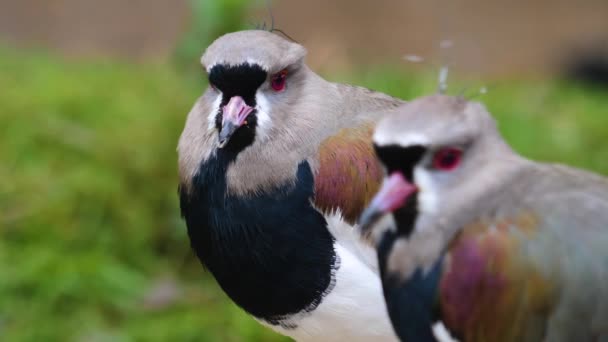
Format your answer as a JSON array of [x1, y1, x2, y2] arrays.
[[439, 212, 575, 342], [314, 124, 384, 225]]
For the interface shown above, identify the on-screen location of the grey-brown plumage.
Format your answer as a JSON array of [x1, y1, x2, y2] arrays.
[[360, 94, 608, 341], [178, 30, 407, 341]]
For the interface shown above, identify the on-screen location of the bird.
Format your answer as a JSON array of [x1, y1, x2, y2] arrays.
[[177, 29, 407, 341], [359, 94, 608, 342]]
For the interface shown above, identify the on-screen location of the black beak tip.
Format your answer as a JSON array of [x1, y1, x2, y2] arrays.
[[217, 122, 238, 149]]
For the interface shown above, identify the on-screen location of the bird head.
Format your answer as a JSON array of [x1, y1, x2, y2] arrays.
[[359, 95, 515, 258], [200, 30, 308, 151]]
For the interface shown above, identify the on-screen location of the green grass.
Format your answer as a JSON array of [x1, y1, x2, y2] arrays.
[[1, 47, 607, 341]]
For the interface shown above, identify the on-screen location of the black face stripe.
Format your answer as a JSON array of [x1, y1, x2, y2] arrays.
[[373, 144, 426, 238], [374, 144, 426, 181], [209, 63, 267, 152], [209, 63, 267, 106]]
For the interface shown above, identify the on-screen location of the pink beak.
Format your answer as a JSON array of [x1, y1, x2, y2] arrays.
[[218, 96, 254, 148], [359, 172, 418, 233]]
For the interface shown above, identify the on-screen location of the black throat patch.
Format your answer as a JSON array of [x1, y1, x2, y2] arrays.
[[179, 149, 337, 326]]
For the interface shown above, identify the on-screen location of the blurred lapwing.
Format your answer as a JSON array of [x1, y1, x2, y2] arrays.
[[360, 94, 608, 341]]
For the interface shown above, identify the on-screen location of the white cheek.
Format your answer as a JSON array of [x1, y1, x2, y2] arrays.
[[207, 93, 222, 131], [373, 132, 430, 148], [414, 166, 439, 214], [255, 91, 273, 140]]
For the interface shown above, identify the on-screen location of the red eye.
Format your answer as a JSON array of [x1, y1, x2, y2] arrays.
[[271, 70, 287, 92], [432, 147, 463, 171]]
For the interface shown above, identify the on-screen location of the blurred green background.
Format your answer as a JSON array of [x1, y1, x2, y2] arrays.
[[1, 0, 607, 341]]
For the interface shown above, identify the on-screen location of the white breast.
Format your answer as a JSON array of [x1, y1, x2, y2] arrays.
[[269, 243, 399, 342]]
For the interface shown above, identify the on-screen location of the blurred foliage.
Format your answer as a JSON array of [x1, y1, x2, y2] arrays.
[[173, 0, 255, 73], [1, 34, 608, 341]]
